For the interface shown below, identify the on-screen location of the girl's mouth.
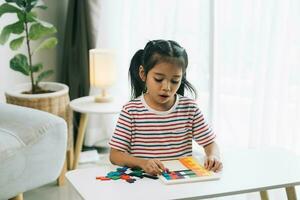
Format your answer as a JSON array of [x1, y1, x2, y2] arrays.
[[159, 94, 169, 99]]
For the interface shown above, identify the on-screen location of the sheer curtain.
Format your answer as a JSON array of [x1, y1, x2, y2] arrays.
[[214, 0, 300, 155], [213, 1, 300, 198]]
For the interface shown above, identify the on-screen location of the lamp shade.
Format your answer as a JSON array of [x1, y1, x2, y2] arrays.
[[89, 49, 117, 103], [89, 49, 116, 89]]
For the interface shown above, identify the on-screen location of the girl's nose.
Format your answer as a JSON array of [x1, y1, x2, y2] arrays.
[[162, 81, 171, 91]]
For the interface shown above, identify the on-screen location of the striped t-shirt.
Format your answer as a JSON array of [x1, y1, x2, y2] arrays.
[[109, 94, 216, 159]]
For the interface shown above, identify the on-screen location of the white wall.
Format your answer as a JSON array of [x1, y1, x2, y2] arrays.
[[0, 0, 69, 102]]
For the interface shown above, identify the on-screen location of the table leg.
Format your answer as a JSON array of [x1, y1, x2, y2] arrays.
[[286, 186, 297, 200], [67, 148, 74, 170], [73, 113, 88, 170], [8, 193, 23, 200], [260, 190, 269, 200], [57, 159, 67, 186]]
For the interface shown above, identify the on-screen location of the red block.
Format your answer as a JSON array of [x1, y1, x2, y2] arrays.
[[96, 176, 111, 181]]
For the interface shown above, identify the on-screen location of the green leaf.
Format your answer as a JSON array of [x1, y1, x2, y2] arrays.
[[9, 36, 24, 50], [28, 22, 56, 40], [25, 0, 38, 12], [0, 21, 24, 44], [0, 27, 11, 44], [0, 3, 21, 17], [8, 21, 24, 34], [36, 5, 47, 10], [31, 63, 43, 72], [4, 0, 25, 8], [5, 0, 23, 3], [5, 0, 26, 8], [36, 69, 54, 84], [17, 11, 37, 23], [9, 54, 30, 76], [34, 37, 57, 53]]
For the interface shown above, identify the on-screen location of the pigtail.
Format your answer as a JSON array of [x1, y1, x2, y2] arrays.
[[129, 49, 145, 99], [177, 76, 198, 99]]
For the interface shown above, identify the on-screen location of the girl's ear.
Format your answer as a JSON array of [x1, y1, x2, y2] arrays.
[[139, 65, 146, 81]]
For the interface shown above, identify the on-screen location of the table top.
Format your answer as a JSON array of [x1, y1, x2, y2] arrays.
[[69, 96, 125, 114], [66, 148, 300, 200]]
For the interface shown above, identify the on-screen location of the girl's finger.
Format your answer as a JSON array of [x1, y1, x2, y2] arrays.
[[204, 158, 209, 168], [207, 159, 215, 170], [153, 164, 163, 174], [215, 163, 223, 172], [154, 160, 165, 172], [211, 161, 221, 172], [149, 161, 161, 175], [214, 161, 223, 172]]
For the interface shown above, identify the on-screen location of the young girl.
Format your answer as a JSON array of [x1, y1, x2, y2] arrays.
[[109, 40, 222, 175]]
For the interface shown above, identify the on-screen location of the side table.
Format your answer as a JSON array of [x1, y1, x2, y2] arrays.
[[70, 96, 124, 169]]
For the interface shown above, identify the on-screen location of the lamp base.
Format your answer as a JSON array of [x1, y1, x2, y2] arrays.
[[95, 95, 113, 103]]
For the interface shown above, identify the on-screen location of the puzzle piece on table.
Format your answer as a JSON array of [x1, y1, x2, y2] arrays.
[[179, 157, 212, 176], [161, 169, 198, 180], [96, 167, 155, 184]]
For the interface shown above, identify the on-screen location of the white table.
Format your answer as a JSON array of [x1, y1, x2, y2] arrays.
[[66, 148, 300, 200], [70, 96, 124, 169]]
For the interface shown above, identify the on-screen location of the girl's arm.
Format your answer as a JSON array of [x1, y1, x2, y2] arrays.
[[109, 148, 165, 175], [203, 141, 223, 172]]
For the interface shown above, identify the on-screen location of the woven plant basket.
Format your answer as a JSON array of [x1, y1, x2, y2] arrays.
[[5, 82, 73, 152]]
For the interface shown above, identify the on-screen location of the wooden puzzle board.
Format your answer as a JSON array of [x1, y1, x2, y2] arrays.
[[158, 156, 221, 185]]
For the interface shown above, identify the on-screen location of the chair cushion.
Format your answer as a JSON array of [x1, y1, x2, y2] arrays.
[[0, 103, 67, 199], [0, 104, 59, 161]]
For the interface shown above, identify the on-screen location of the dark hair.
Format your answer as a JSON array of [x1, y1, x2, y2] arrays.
[[129, 39, 197, 99]]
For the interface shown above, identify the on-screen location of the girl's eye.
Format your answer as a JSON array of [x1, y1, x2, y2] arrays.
[[171, 80, 180, 84], [154, 78, 163, 82]]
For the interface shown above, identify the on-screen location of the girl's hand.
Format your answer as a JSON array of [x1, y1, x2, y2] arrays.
[[141, 159, 165, 175], [204, 155, 223, 172]]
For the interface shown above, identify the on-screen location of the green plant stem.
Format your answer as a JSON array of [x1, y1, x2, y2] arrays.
[[24, 15, 35, 93]]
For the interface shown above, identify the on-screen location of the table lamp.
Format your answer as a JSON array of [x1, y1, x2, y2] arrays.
[[89, 49, 117, 103]]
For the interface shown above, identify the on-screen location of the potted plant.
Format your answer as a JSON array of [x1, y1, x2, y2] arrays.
[[0, 0, 58, 93], [0, 0, 73, 186]]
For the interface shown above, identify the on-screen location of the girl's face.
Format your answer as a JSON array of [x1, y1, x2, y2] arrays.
[[139, 62, 183, 111]]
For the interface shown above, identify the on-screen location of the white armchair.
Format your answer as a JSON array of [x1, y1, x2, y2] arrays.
[[0, 103, 67, 200]]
